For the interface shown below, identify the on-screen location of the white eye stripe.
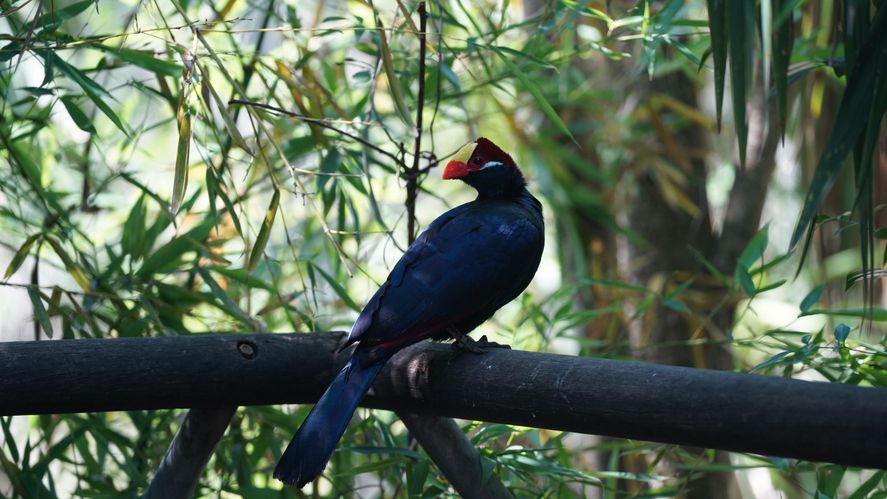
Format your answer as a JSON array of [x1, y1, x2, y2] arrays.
[[479, 161, 503, 170]]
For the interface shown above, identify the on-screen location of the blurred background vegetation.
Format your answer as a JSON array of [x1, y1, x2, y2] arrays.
[[1, 0, 885, 497]]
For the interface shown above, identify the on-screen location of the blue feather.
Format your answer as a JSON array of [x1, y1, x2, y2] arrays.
[[273, 351, 385, 487]]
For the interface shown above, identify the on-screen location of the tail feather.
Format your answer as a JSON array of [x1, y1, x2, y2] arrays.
[[273, 353, 385, 487]]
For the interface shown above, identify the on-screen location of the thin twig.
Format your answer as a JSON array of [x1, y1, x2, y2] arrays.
[[405, 1, 428, 244], [228, 99, 401, 164]]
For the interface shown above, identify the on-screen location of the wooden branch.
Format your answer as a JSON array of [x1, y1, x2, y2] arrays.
[[398, 412, 513, 499], [1, 333, 885, 468], [144, 407, 236, 499]]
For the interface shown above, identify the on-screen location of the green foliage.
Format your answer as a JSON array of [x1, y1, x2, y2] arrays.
[[0, 0, 884, 498]]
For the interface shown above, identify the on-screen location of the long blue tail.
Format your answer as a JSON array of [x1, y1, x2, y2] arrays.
[[273, 351, 385, 487]]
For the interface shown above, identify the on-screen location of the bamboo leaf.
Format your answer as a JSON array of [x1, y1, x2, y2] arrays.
[[772, 0, 794, 136], [33, 0, 95, 30], [95, 46, 181, 76], [137, 219, 215, 278], [375, 15, 416, 131], [737, 225, 769, 270], [197, 267, 262, 329], [42, 51, 129, 135], [734, 266, 756, 297], [705, 0, 727, 130], [248, 188, 279, 271], [5, 234, 41, 278], [789, 6, 887, 251], [800, 308, 887, 321], [799, 284, 823, 313], [45, 237, 90, 291], [198, 68, 252, 154], [59, 96, 96, 133], [726, 0, 753, 165], [27, 287, 53, 338], [496, 50, 577, 146], [172, 90, 192, 215], [121, 194, 147, 260], [310, 262, 360, 312]]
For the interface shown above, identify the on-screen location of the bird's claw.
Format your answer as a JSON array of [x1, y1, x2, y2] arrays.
[[453, 334, 511, 355], [476, 335, 511, 350]]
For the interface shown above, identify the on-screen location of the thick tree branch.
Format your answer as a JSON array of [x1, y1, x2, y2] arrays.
[[144, 406, 236, 499], [1, 333, 885, 469], [716, 84, 781, 271]]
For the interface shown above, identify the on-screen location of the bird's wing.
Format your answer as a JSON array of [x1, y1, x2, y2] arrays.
[[347, 204, 542, 348]]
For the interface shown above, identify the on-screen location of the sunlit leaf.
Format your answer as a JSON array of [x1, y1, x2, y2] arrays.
[[95, 46, 181, 76], [172, 84, 192, 215], [248, 188, 279, 271], [59, 96, 96, 133], [496, 50, 577, 146], [45, 237, 90, 291], [5, 233, 41, 278], [375, 14, 415, 131], [40, 51, 128, 135]]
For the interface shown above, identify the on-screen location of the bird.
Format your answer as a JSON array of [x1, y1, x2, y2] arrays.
[[273, 137, 545, 487]]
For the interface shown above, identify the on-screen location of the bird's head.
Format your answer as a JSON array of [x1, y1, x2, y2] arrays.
[[442, 137, 526, 198]]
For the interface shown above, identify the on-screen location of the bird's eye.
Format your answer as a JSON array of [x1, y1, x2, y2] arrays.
[[474, 156, 483, 164]]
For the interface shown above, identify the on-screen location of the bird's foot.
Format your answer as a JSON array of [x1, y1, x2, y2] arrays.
[[453, 334, 511, 355]]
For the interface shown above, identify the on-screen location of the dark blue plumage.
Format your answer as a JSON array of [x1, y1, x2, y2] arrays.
[[273, 138, 544, 487]]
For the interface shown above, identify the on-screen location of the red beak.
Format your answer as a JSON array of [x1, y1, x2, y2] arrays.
[[442, 160, 469, 179], [442, 142, 477, 180]]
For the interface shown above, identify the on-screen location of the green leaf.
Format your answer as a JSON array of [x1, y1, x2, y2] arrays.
[[706, 0, 727, 130], [40, 51, 128, 135], [799, 284, 823, 313], [172, 90, 192, 215], [738, 225, 769, 269], [496, 49, 578, 146], [834, 323, 850, 347], [197, 268, 261, 329], [800, 308, 887, 321], [562, 0, 613, 24], [845, 269, 887, 290], [848, 470, 885, 499], [248, 188, 279, 271], [59, 96, 96, 133], [687, 245, 730, 287], [726, 0, 753, 165], [772, 0, 794, 136], [375, 15, 415, 130], [45, 237, 91, 291], [755, 279, 786, 294], [734, 265, 756, 297], [790, 5, 887, 251], [121, 194, 147, 260], [95, 46, 181, 76], [137, 219, 215, 278], [310, 262, 360, 312], [749, 350, 791, 373], [5, 234, 41, 278], [27, 287, 53, 338], [33, 0, 96, 30], [209, 266, 275, 292]]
